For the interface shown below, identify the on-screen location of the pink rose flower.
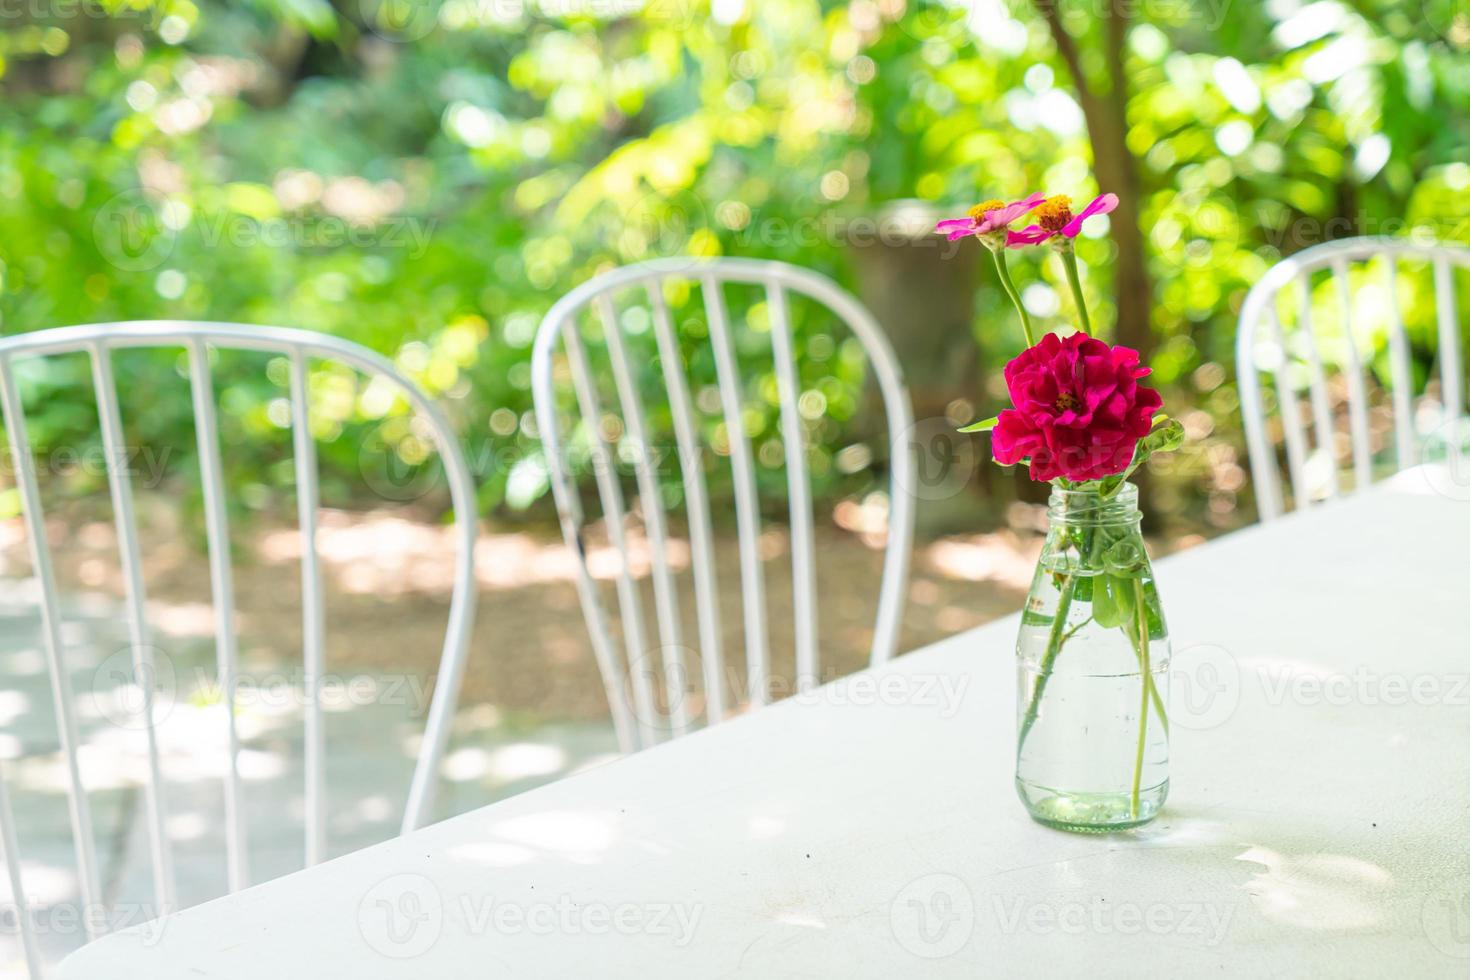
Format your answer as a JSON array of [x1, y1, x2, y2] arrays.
[[991, 331, 1163, 482]]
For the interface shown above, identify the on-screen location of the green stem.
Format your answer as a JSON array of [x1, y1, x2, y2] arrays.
[[990, 246, 1035, 348], [1016, 526, 1092, 759], [1057, 246, 1092, 336], [1058, 615, 1093, 648], [1130, 577, 1152, 819], [1016, 570, 1074, 760], [1119, 584, 1170, 737]]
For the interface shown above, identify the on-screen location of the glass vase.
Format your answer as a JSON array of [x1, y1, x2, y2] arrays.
[[1014, 483, 1170, 832]]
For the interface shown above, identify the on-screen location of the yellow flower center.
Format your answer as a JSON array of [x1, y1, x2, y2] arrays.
[[1055, 391, 1079, 412], [1035, 195, 1073, 233], [967, 199, 1006, 221]]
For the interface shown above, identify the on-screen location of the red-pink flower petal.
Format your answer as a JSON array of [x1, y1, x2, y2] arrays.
[[991, 409, 1044, 467], [995, 328, 1164, 483], [935, 218, 978, 241], [1061, 193, 1119, 238], [976, 192, 1046, 232], [1005, 225, 1052, 247]]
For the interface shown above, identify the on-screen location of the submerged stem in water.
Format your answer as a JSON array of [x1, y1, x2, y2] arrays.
[[1130, 577, 1151, 818], [1016, 567, 1076, 758], [1118, 578, 1169, 737], [1016, 528, 1096, 760]]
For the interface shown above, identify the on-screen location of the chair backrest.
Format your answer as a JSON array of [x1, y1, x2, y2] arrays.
[[532, 258, 915, 752], [1237, 237, 1468, 520], [0, 321, 476, 975]]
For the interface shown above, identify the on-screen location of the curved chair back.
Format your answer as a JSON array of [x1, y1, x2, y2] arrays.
[[0, 322, 476, 975], [532, 258, 914, 752], [1237, 237, 1468, 519]]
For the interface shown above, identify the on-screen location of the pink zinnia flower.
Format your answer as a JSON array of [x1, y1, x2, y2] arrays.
[[1006, 193, 1119, 247], [991, 331, 1163, 483], [935, 193, 1046, 241]]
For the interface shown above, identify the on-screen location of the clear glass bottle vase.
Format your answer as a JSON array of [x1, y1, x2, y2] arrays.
[[1015, 483, 1170, 832]]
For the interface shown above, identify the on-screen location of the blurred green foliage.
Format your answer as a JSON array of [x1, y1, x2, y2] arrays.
[[0, 0, 1466, 528]]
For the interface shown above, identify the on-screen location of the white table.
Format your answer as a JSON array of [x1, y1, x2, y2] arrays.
[[60, 467, 1470, 978]]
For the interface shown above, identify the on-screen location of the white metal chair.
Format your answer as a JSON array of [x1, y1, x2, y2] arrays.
[[1237, 237, 1468, 520], [532, 258, 915, 752], [0, 321, 476, 977]]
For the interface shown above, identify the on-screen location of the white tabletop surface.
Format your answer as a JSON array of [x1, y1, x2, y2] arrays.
[[59, 467, 1470, 978]]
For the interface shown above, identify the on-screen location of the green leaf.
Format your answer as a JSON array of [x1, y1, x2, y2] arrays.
[[1145, 418, 1185, 454], [1113, 573, 1137, 627], [1093, 574, 1123, 628], [1099, 418, 1186, 497], [958, 415, 998, 433], [1103, 537, 1146, 576]]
